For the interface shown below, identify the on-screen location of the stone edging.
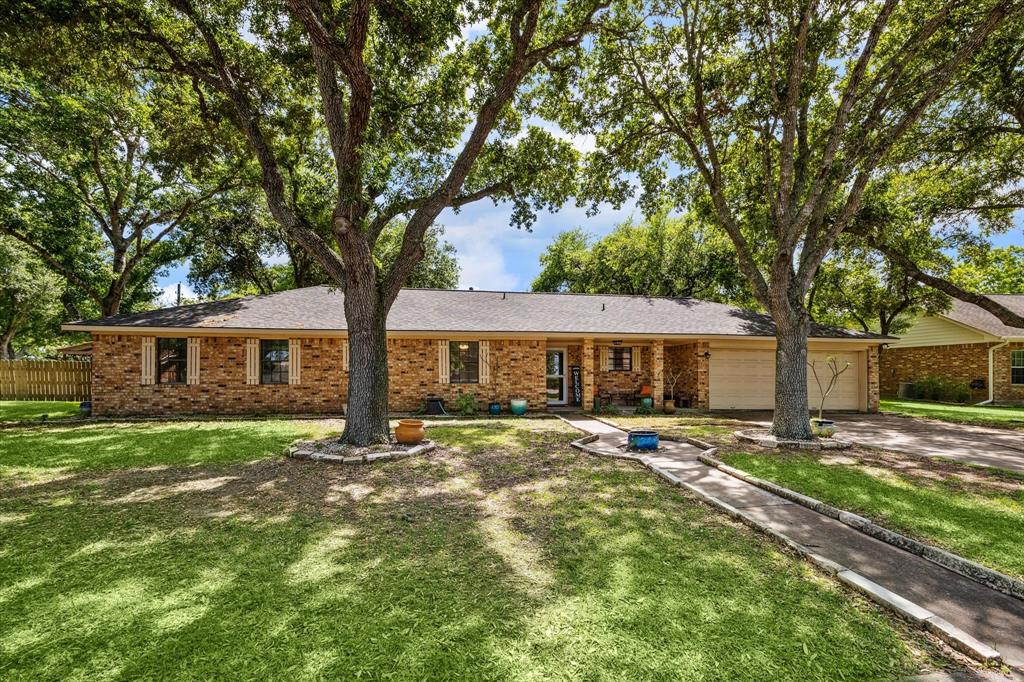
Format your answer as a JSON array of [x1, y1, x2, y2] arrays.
[[288, 440, 436, 464], [699, 452, 1024, 604], [562, 425, 1002, 665], [735, 428, 853, 450]]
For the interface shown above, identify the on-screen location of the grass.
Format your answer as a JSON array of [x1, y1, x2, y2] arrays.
[[0, 400, 81, 422], [880, 398, 1024, 429], [0, 418, 935, 680], [0, 419, 341, 482], [606, 414, 746, 441], [719, 449, 1024, 580]]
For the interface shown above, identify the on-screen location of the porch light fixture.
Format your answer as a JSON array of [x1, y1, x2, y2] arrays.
[[696, 350, 711, 359], [612, 340, 623, 346], [458, 342, 470, 351]]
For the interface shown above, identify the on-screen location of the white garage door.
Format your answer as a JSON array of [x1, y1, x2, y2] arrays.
[[710, 348, 862, 410], [807, 351, 861, 411], [709, 349, 775, 409]]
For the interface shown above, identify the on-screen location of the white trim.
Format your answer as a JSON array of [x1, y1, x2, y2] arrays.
[[61, 324, 889, 345], [341, 340, 349, 371], [546, 347, 568, 406], [632, 345, 641, 373]]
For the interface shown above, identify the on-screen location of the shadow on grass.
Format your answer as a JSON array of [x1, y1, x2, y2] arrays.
[[0, 420, 341, 480], [0, 427, 928, 680]]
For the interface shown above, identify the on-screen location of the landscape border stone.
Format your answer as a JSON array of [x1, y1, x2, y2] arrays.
[[735, 428, 853, 450], [288, 440, 436, 464], [699, 451, 1024, 603]]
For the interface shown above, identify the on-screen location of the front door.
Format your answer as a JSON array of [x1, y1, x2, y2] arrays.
[[546, 349, 567, 405]]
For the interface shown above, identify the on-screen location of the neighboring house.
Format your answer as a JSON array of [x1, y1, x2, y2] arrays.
[[880, 295, 1024, 404], [62, 287, 886, 417]]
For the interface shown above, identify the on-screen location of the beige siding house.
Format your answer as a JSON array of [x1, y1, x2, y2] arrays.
[[880, 295, 1024, 404], [64, 287, 886, 417]]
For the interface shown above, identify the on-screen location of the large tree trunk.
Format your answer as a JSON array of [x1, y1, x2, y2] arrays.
[[341, 281, 391, 445], [771, 310, 813, 440], [0, 326, 15, 359]]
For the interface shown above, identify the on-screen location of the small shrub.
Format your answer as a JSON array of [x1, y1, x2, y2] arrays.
[[912, 376, 971, 403], [590, 403, 620, 415], [634, 404, 655, 416], [453, 393, 478, 416]]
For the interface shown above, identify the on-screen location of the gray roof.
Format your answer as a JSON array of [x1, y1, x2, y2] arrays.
[[67, 286, 887, 339], [942, 295, 1024, 338]]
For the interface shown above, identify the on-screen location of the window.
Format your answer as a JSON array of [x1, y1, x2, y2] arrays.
[[261, 340, 289, 384], [1013, 350, 1024, 386], [450, 341, 479, 383], [157, 338, 187, 384], [609, 346, 632, 372]]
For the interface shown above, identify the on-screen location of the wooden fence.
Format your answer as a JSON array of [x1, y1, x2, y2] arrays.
[[0, 360, 91, 401]]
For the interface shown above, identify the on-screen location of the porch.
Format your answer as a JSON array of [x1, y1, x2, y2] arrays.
[[543, 339, 710, 411]]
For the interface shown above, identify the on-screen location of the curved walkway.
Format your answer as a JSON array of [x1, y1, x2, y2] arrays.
[[560, 413, 1024, 670]]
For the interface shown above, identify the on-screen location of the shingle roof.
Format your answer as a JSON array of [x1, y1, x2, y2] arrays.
[[941, 295, 1024, 338], [66, 286, 888, 339]]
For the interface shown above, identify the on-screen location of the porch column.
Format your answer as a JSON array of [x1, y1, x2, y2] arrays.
[[582, 338, 595, 411], [696, 341, 710, 409], [651, 339, 664, 407]]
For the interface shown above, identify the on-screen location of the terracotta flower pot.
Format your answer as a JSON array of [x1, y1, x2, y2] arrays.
[[395, 419, 425, 445]]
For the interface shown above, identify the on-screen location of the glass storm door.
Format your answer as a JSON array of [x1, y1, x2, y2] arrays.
[[546, 349, 567, 405]]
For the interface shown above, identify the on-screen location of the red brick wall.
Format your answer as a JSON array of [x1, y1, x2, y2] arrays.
[[387, 338, 547, 412], [91, 334, 546, 416], [92, 334, 348, 416], [879, 343, 992, 401], [993, 342, 1024, 404], [593, 346, 652, 398]]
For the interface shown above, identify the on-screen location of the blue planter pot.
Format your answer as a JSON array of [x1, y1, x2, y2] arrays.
[[510, 399, 527, 416], [640, 397, 654, 409], [628, 429, 659, 451], [488, 402, 501, 415]]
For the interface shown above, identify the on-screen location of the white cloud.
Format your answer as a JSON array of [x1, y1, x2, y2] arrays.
[[442, 217, 522, 291], [157, 282, 196, 307]]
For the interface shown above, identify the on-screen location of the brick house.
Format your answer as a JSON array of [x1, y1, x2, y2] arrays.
[[880, 295, 1024, 404], [63, 287, 885, 417]]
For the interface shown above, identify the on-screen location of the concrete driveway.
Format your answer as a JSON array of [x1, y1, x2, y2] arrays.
[[732, 412, 1024, 473]]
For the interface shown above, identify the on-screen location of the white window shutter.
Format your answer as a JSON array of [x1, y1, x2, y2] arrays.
[[599, 346, 609, 372], [187, 338, 201, 384], [341, 340, 349, 371], [438, 340, 450, 384], [288, 339, 301, 384], [245, 338, 259, 385], [479, 340, 490, 384], [633, 346, 641, 373], [140, 337, 155, 385]]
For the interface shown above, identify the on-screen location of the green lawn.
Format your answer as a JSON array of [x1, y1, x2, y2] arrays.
[[880, 398, 1024, 429], [606, 414, 746, 441], [0, 418, 934, 680], [720, 450, 1024, 580], [0, 400, 81, 422]]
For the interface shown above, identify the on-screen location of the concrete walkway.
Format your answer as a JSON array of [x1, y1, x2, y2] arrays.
[[560, 413, 1024, 669], [734, 412, 1024, 473]]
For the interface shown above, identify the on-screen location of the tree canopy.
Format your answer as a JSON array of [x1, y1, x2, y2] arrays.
[[532, 211, 751, 303]]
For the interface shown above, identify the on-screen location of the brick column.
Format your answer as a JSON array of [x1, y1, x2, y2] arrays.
[[582, 338, 595, 411], [695, 341, 710, 409], [867, 345, 880, 413], [651, 339, 664, 407]]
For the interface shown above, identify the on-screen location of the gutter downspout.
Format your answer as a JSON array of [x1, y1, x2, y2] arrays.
[[977, 340, 1009, 405]]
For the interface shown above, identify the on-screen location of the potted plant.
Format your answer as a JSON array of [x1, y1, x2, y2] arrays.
[[663, 364, 686, 414], [481, 351, 501, 415], [808, 356, 850, 437], [509, 397, 528, 415]]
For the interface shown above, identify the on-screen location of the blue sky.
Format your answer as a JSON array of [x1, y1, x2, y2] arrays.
[[156, 198, 1022, 305], [156, 195, 642, 304]]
